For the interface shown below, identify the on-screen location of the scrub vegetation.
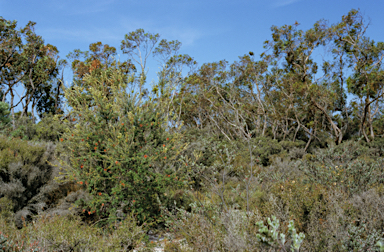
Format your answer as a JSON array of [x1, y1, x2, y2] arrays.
[[1, 9, 384, 251]]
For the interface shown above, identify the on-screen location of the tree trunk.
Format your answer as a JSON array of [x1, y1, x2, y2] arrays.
[[313, 101, 343, 144], [10, 91, 15, 130]]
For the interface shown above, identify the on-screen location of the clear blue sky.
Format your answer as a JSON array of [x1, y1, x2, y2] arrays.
[[1, 0, 384, 117]]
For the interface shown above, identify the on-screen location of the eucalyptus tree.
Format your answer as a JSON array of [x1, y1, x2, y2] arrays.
[[330, 9, 384, 142], [228, 54, 269, 138], [176, 60, 239, 139], [121, 29, 160, 102], [0, 17, 28, 128], [19, 42, 61, 121], [0, 17, 60, 128], [153, 39, 197, 129], [260, 19, 342, 147]]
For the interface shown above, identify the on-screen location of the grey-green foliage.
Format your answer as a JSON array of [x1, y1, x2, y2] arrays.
[[0, 136, 56, 212], [9, 116, 36, 141], [296, 140, 384, 195], [256, 216, 305, 252], [0, 102, 11, 129], [342, 222, 384, 252], [376, 241, 384, 252]]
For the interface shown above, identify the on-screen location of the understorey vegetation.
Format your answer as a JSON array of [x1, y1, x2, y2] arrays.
[[1, 9, 384, 251]]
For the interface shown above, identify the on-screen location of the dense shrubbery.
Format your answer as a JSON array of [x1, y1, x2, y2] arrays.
[[1, 120, 384, 251]]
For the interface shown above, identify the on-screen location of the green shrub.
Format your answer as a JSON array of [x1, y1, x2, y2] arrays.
[[260, 179, 330, 233], [0, 197, 14, 225], [1, 112, 68, 143], [7, 115, 37, 141], [366, 137, 384, 157], [252, 137, 283, 166], [0, 212, 147, 251], [256, 215, 305, 252], [34, 112, 68, 142], [0, 102, 11, 130], [296, 140, 384, 195], [103, 212, 146, 251], [165, 201, 306, 252], [279, 140, 306, 151], [58, 68, 187, 226], [164, 241, 186, 252]]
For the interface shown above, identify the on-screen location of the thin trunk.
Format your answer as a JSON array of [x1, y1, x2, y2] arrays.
[[293, 122, 300, 142], [20, 89, 33, 119], [361, 95, 371, 142], [304, 133, 312, 152], [31, 98, 36, 123], [262, 115, 267, 136], [10, 91, 15, 130], [272, 121, 277, 140], [283, 118, 288, 141], [313, 101, 343, 144], [55, 78, 63, 113], [305, 118, 317, 152], [369, 105, 375, 140], [256, 114, 261, 135]]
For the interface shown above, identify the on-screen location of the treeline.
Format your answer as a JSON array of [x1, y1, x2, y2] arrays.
[[1, 9, 383, 148]]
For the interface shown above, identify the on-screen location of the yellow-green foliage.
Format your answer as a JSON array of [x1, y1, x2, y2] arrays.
[[57, 67, 187, 226], [261, 180, 330, 233], [0, 213, 146, 251], [0, 136, 46, 169], [0, 197, 14, 224], [164, 241, 186, 252], [34, 113, 69, 142]]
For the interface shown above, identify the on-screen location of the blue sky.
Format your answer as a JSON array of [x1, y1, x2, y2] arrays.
[[1, 0, 384, 117]]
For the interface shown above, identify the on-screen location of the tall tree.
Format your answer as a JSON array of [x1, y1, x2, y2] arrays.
[[19, 42, 60, 121], [0, 17, 29, 129], [153, 39, 197, 128], [331, 9, 384, 142], [121, 29, 160, 102], [0, 17, 61, 127], [261, 18, 348, 145]]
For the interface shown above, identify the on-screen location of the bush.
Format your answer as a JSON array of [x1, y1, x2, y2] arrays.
[[0, 135, 86, 229], [342, 222, 384, 252], [165, 202, 305, 252], [34, 112, 68, 142], [252, 137, 283, 166], [0, 212, 146, 251], [0, 136, 50, 212], [295, 140, 384, 195], [7, 116, 36, 141], [279, 140, 306, 152], [58, 68, 187, 226], [0, 102, 11, 130], [0, 197, 14, 225]]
